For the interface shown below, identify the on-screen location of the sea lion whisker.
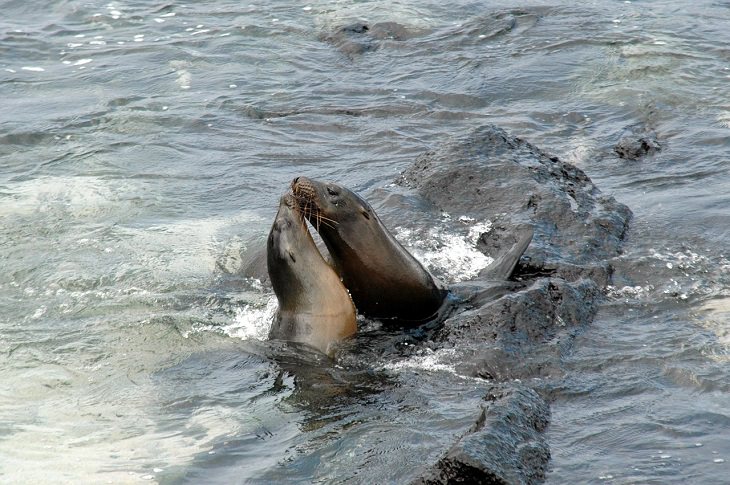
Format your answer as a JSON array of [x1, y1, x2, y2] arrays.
[[292, 193, 312, 205], [313, 212, 338, 226], [317, 216, 338, 230]]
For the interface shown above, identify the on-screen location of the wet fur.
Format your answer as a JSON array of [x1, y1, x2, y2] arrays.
[[267, 194, 356, 355], [292, 177, 447, 323]]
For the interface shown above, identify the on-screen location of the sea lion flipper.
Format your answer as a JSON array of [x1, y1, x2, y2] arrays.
[[480, 225, 533, 280]]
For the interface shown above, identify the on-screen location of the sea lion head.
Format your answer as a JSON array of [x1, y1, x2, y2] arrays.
[[267, 193, 314, 305], [268, 193, 303, 264], [290, 176, 375, 236]]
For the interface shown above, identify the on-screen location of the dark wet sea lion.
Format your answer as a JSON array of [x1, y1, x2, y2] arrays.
[[267, 194, 357, 355], [291, 177, 447, 323]]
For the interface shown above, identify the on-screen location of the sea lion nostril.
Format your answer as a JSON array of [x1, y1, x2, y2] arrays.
[[292, 178, 316, 201]]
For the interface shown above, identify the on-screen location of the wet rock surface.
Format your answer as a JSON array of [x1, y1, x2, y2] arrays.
[[321, 21, 426, 57], [613, 123, 662, 160], [414, 384, 550, 485], [393, 125, 631, 483]]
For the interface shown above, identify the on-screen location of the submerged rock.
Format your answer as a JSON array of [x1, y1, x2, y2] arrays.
[[614, 135, 661, 160], [414, 384, 550, 485], [321, 21, 426, 57], [614, 124, 661, 160]]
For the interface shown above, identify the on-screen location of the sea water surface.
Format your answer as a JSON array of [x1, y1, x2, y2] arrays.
[[1, 0, 729, 483]]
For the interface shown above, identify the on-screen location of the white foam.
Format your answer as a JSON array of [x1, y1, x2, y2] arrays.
[[170, 60, 192, 90], [699, 297, 730, 359], [382, 348, 458, 374], [3, 176, 264, 285], [186, 296, 277, 341], [227, 297, 277, 340], [717, 111, 730, 129], [649, 247, 708, 270], [394, 216, 494, 283], [1, 176, 125, 220], [0, 397, 242, 483], [605, 284, 655, 300], [21, 66, 45, 72], [31, 306, 48, 319]]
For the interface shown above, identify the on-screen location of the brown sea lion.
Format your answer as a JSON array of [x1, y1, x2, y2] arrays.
[[267, 193, 357, 355], [291, 177, 447, 323]]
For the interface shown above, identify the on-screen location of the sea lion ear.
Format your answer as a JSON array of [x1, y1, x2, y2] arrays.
[[288, 251, 297, 263], [361, 210, 371, 220]]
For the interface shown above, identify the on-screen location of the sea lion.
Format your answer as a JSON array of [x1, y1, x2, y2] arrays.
[[267, 193, 357, 355], [291, 177, 447, 323]]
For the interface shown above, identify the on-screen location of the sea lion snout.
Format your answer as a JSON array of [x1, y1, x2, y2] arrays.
[[272, 217, 291, 232], [271, 195, 300, 241], [291, 176, 317, 201], [280, 193, 297, 208]]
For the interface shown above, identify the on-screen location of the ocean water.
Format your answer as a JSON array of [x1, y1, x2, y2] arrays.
[[1, 0, 729, 483]]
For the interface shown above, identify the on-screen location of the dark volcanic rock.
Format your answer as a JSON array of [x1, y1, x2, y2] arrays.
[[613, 121, 662, 161], [399, 125, 631, 269], [323, 22, 376, 57], [414, 384, 550, 485], [614, 133, 661, 160], [398, 125, 632, 483]]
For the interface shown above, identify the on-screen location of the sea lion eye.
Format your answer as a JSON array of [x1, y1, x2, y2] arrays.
[[361, 210, 370, 220], [326, 186, 339, 197]]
